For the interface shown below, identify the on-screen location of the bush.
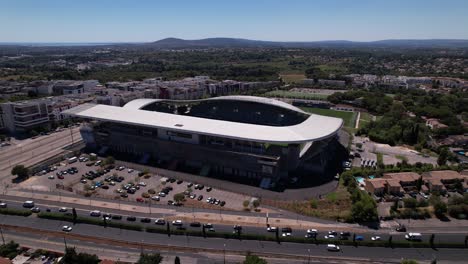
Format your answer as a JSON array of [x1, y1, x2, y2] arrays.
[[0, 208, 32, 217], [309, 199, 318, 209], [403, 198, 417, 208]]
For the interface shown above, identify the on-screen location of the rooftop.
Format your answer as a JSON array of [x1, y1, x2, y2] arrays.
[[383, 172, 420, 182], [63, 96, 343, 144]]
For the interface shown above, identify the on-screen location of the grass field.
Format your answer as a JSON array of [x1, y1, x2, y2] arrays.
[[279, 73, 306, 83], [264, 90, 329, 100], [300, 107, 357, 128], [358, 112, 373, 128]]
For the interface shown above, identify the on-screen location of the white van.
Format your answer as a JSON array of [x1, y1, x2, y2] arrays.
[[405, 233, 422, 241], [23, 201, 35, 208], [68, 156, 78, 164]]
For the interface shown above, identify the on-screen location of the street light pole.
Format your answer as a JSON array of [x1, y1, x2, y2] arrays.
[[223, 243, 226, 264], [307, 249, 311, 264]]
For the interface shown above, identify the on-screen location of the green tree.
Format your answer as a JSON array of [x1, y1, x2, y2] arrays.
[[401, 260, 418, 264], [437, 148, 449, 166], [174, 256, 181, 264], [252, 199, 260, 208], [105, 156, 115, 165], [173, 193, 185, 203], [11, 165, 29, 179], [0, 241, 19, 259], [137, 253, 163, 264], [243, 253, 268, 264], [403, 198, 417, 209], [60, 247, 100, 264]]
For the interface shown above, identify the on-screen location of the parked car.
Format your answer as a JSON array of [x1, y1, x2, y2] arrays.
[[140, 218, 151, 223], [30, 207, 41, 213], [58, 207, 68, 212], [0, 202, 7, 208], [371, 236, 381, 241], [23, 201, 35, 208], [62, 226, 73, 232], [172, 220, 183, 226], [127, 216, 136, 221], [190, 222, 201, 227]]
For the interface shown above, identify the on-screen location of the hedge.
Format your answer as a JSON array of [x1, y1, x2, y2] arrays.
[[37, 212, 143, 231], [0, 208, 32, 217]]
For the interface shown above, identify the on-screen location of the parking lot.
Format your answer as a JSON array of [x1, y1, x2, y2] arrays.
[[17, 155, 251, 211]]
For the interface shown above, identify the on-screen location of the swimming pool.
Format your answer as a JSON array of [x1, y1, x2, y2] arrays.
[[355, 176, 365, 184], [368, 175, 375, 179]]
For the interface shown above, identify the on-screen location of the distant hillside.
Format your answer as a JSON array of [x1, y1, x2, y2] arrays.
[[144, 37, 468, 49]]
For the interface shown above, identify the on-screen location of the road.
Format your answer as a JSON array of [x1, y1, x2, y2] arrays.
[[0, 127, 82, 181], [0, 214, 465, 263], [1, 196, 467, 245]]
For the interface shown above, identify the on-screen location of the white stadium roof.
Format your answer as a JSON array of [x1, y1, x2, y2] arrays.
[[63, 96, 343, 144]]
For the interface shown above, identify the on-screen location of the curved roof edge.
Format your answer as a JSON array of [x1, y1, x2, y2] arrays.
[[123, 96, 308, 114]]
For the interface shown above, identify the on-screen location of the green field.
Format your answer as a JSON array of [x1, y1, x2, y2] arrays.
[[264, 90, 329, 100], [358, 112, 374, 128], [300, 107, 357, 128]]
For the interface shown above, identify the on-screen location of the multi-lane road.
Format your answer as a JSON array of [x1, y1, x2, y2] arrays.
[[1, 195, 467, 246], [0, 214, 466, 263], [0, 127, 81, 181]]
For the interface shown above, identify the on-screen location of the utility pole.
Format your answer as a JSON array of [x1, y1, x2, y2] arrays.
[[307, 249, 311, 264], [63, 236, 68, 249]]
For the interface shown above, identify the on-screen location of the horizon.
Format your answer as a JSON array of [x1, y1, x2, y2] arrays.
[[1, 0, 468, 42]]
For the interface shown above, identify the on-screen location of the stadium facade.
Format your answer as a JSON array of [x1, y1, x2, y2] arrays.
[[64, 96, 343, 186]]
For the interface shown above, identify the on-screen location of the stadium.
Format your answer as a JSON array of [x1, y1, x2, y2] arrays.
[[64, 96, 343, 189]]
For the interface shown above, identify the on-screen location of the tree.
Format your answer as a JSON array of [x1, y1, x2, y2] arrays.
[[11, 165, 29, 179], [403, 198, 417, 209], [72, 207, 77, 223], [60, 247, 100, 264], [243, 253, 267, 264], [401, 260, 418, 264], [433, 201, 447, 217], [137, 253, 163, 264], [174, 256, 181, 264], [243, 200, 250, 208], [105, 156, 115, 165], [437, 148, 449, 166], [430, 234, 435, 248], [173, 193, 185, 203], [252, 199, 260, 208], [0, 241, 19, 259]]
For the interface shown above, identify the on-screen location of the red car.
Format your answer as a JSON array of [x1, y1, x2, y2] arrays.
[[58, 175, 64, 179], [136, 198, 144, 203]]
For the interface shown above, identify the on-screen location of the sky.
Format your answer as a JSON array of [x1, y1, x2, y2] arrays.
[[1, 0, 468, 43]]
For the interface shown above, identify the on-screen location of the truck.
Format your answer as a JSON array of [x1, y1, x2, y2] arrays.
[[67, 156, 78, 164]]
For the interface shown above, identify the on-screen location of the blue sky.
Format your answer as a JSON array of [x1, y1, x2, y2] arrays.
[[1, 0, 467, 42]]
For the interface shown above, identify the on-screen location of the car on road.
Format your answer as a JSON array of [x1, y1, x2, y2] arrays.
[[155, 218, 165, 225], [307, 229, 318, 234], [172, 220, 183, 226], [281, 232, 291, 237], [327, 244, 340, 252], [281, 227, 292, 233], [127, 216, 136, 221], [140, 218, 151, 223], [23, 201, 35, 208], [233, 225, 242, 232], [190, 222, 201, 227], [324, 234, 335, 239], [267, 226, 277, 232], [0, 202, 7, 208], [30, 207, 40, 213], [59, 207, 68, 212], [111, 215, 122, 220], [371, 236, 381, 241], [405, 233, 422, 241], [355, 235, 364, 241], [62, 226, 73, 232], [90, 210, 101, 217]]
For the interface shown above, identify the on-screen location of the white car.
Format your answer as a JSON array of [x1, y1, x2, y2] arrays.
[[327, 244, 340, 252], [371, 236, 381, 241], [151, 196, 160, 201], [172, 220, 183, 226], [307, 229, 318, 234], [48, 175, 55, 179], [62, 225, 73, 232], [281, 232, 292, 237], [158, 192, 166, 197], [128, 169, 134, 173], [266, 226, 277, 232], [90, 210, 101, 217], [138, 182, 147, 187], [59, 207, 68, 212], [324, 235, 335, 239]]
